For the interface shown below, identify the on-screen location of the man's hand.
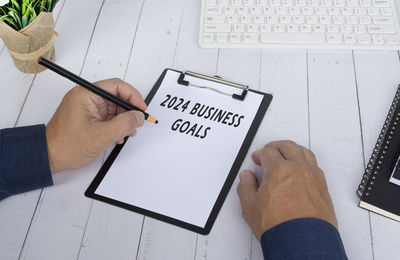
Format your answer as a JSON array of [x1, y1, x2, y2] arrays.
[[237, 140, 338, 240], [46, 78, 147, 173]]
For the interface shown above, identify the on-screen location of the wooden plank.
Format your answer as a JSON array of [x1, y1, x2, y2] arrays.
[[195, 49, 261, 260], [122, 0, 210, 259], [250, 50, 309, 260], [0, 2, 67, 260], [307, 51, 372, 260], [15, 0, 106, 259], [353, 51, 400, 260], [76, 1, 146, 259]]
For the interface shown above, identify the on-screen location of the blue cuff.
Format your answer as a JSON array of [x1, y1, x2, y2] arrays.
[[0, 124, 53, 201], [260, 218, 347, 260]]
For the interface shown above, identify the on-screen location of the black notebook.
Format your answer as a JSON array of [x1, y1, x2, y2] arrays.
[[357, 85, 400, 222]]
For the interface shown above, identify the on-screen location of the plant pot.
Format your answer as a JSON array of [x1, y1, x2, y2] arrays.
[[0, 12, 55, 74]]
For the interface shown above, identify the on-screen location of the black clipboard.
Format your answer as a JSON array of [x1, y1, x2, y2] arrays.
[[85, 68, 272, 235]]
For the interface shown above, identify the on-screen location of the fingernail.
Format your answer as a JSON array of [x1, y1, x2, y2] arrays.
[[240, 171, 247, 180], [134, 111, 144, 127]]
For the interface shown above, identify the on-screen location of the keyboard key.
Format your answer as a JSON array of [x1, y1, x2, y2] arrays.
[[241, 15, 252, 23], [293, 16, 305, 24], [368, 7, 379, 15], [205, 15, 226, 23], [344, 33, 356, 43], [257, 0, 269, 5], [341, 24, 353, 33], [373, 16, 394, 24], [385, 36, 399, 44], [220, 0, 230, 6], [204, 24, 232, 32], [359, 16, 371, 24], [346, 16, 358, 24], [368, 24, 396, 34], [355, 25, 367, 33], [244, 0, 256, 6], [254, 15, 265, 23], [341, 7, 353, 15], [203, 33, 215, 43], [206, 7, 223, 14], [316, 7, 328, 15], [295, 0, 307, 6], [274, 24, 286, 32], [238, 7, 249, 14], [251, 7, 262, 14], [277, 7, 288, 15], [301, 24, 312, 32], [289, 7, 301, 15], [334, 0, 345, 7], [327, 24, 339, 33], [232, 0, 242, 6], [321, 0, 333, 6], [355, 8, 367, 15], [328, 7, 340, 15], [373, 0, 390, 8], [263, 7, 275, 14], [227, 15, 239, 23], [287, 24, 300, 32], [224, 7, 236, 14], [261, 24, 273, 32], [380, 8, 392, 16], [372, 34, 385, 44], [314, 24, 326, 32], [333, 15, 345, 24], [357, 34, 371, 44], [243, 33, 259, 42], [360, 0, 372, 7], [307, 16, 318, 24], [261, 32, 325, 43], [230, 33, 242, 42], [327, 33, 342, 43], [247, 24, 258, 32], [280, 15, 291, 23], [234, 24, 245, 32], [346, 0, 358, 7], [320, 16, 331, 24], [207, 0, 217, 6], [216, 33, 228, 43], [267, 15, 279, 23], [303, 7, 314, 15]]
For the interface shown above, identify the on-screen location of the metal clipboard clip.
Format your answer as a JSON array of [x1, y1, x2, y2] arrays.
[[177, 71, 249, 101]]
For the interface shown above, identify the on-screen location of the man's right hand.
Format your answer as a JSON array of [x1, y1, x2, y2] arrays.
[[237, 140, 338, 240]]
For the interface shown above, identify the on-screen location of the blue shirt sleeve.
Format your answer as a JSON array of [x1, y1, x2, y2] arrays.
[[0, 124, 53, 201], [260, 218, 347, 260]]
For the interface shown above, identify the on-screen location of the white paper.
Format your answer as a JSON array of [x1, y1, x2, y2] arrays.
[[95, 70, 264, 227]]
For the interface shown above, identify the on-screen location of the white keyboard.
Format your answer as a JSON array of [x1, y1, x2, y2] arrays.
[[199, 0, 400, 49]]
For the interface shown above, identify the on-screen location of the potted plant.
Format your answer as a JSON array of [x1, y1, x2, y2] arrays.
[[0, 0, 59, 73]]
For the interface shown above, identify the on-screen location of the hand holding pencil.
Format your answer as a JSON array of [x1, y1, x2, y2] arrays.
[[45, 78, 148, 173]]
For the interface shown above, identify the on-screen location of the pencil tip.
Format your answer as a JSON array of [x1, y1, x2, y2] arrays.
[[146, 115, 158, 124]]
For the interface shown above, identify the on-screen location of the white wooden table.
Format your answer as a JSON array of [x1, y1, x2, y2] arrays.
[[1, 0, 400, 259]]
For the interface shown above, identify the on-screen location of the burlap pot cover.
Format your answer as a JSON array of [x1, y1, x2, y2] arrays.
[[0, 12, 55, 74]]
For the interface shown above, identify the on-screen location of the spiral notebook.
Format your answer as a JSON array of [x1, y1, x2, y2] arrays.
[[357, 85, 400, 222]]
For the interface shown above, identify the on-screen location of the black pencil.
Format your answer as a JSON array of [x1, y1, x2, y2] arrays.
[[37, 57, 158, 124]]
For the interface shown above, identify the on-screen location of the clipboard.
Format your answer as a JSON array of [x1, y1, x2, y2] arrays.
[[85, 68, 272, 235]]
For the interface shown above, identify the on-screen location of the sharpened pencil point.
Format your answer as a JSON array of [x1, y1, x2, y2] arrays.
[[147, 115, 158, 124]]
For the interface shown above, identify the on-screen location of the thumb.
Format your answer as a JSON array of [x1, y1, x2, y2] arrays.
[[102, 110, 144, 143], [237, 170, 258, 207]]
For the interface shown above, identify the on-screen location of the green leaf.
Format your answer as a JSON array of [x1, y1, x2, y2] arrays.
[[21, 14, 28, 28], [10, 0, 21, 12]]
